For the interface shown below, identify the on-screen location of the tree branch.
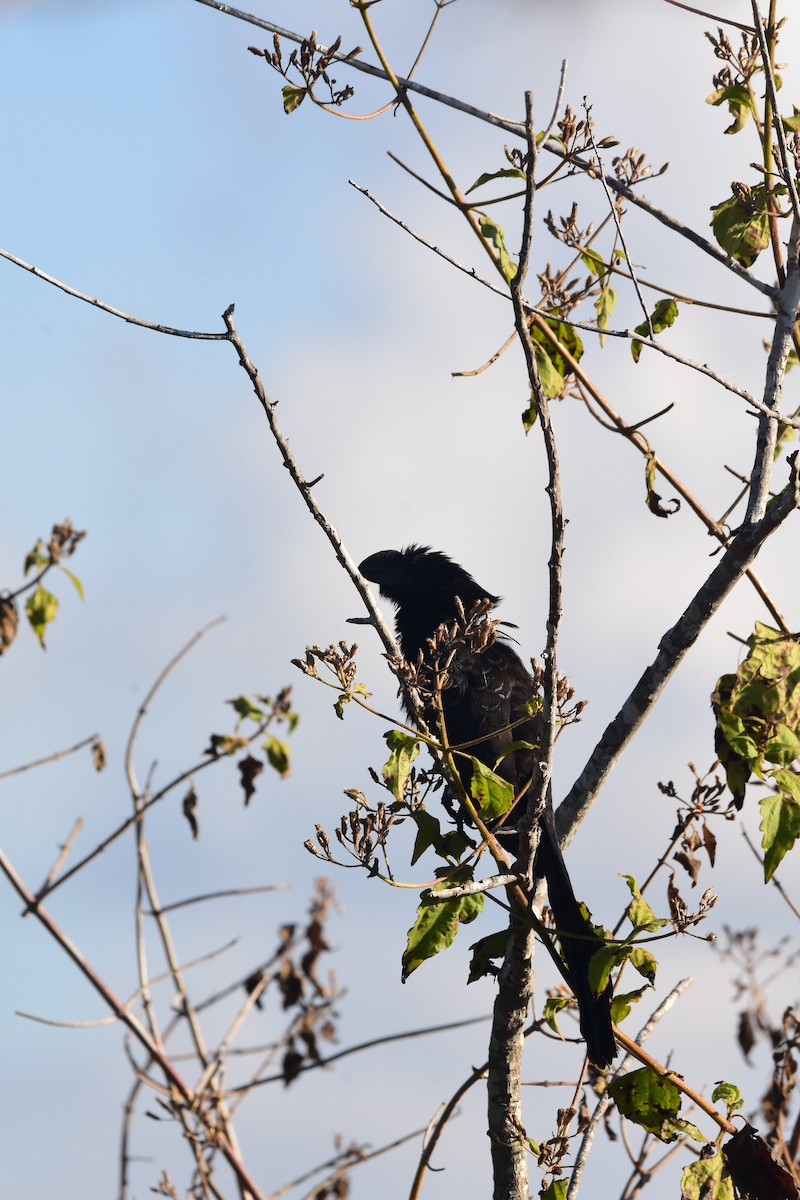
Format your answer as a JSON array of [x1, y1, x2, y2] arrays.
[[557, 455, 800, 845], [0, 846, 269, 1200]]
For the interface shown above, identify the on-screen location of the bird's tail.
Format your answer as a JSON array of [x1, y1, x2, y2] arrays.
[[536, 815, 617, 1070]]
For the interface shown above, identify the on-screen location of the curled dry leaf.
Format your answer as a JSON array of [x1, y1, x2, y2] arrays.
[[0, 594, 19, 655]]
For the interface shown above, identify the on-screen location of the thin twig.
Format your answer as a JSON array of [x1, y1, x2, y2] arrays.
[[408, 1064, 487, 1200], [558, 456, 800, 846], [124, 617, 225, 798], [195, 0, 780, 300], [192, 0, 524, 136], [541, 60, 568, 145], [744, 217, 800, 523], [568, 978, 694, 1199], [267, 1125, 429, 1200], [17, 938, 239, 1029], [149, 882, 291, 915], [228, 1014, 489, 1093], [351, 180, 797, 428], [0, 734, 100, 781], [0, 846, 268, 1200], [751, 1, 800, 224], [657, 0, 755, 32], [0, 247, 227, 338], [741, 826, 800, 920], [220, 305, 400, 658], [583, 100, 651, 330], [39, 818, 84, 889]]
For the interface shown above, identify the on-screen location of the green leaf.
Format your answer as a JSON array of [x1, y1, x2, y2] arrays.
[[228, 695, 266, 723], [629, 945, 658, 984], [410, 809, 443, 865], [24, 540, 48, 575], [643, 452, 680, 518], [710, 185, 776, 268], [263, 734, 291, 777], [533, 350, 563, 399], [680, 1151, 735, 1200], [521, 388, 538, 433], [382, 729, 420, 802], [765, 724, 800, 766], [595, 284, 617, 346], [468, 929, 509, 982], [282, 84, 307, 114], [205, 733, 248, 758], [631, 298, 679, 363], [706, 84, 755, 134], [530, 317, 584, 398], [468, 757, 515, 820], [622, 874, 667, 933], [401, 868, 483, 981], [25, 585, 58, 647], [713, 625, 800, 812], [760, 780, 800, 880], [610, 987, 648, 1024], [542, 994, 571, 1035], [783, 109, 800, 133], [712, 1081, 744, 1117], [476, 212, 517, 282], [56, 563, 84, 600], [410, 810, 471, 866], [670, 1117, 707, 1143], [465, 167, 525, 195], [542, 1180, 567, 1200], [580, 248, 606, 276], [587, 942, 627, 996], [608, 1067, 681, 1141]]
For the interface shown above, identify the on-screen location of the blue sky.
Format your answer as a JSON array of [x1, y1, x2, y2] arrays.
[[2, 1, 800, 1197]]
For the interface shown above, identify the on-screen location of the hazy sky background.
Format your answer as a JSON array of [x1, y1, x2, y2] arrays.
[[2, 1, 800, 1197]]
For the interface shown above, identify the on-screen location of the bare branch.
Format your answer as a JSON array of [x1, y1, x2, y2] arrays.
[[751, 1, 800, 223], [745, 218, 800, 522], [229, 1014, 488, 1091], [196, 1, 778, 298], [0, 846, 269, 1200], [558, 455, 800, 846], [568, 978, 694, 1199], [193, 0, 523, 136], [149, 883, 291, 916], [0, 734, 100, 781], [0, 247, 227, 339], [657, 0, 755, 32]]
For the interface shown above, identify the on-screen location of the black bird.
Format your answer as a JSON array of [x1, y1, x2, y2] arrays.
[[359, 544, 616, 1069]]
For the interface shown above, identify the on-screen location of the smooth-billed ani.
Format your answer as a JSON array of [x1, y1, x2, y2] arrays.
[[359, 544, 616, 1069]]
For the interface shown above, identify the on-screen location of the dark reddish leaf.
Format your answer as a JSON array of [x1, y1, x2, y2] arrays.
[[91, 737, 106, 772], [299, 1025, 321, 1062], [306, 918, 330, 952], [182, 785, 199, 840], [738, 1009, 756, 1061], [722, 1124, 799, 1199], [674, 847, 701, 885], [282, 1043, 304, 1086], [667, 874, 688, 929], [0, 594, 18, 655], [701, 820, 717, 867], [301, 947, 322, 989], [244, 970, 266, 1009], [238, 754, 264, 806], [278, 960, 303, 1009]]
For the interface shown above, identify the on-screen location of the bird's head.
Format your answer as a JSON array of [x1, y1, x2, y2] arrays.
[[359, 545, 499, 657]]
